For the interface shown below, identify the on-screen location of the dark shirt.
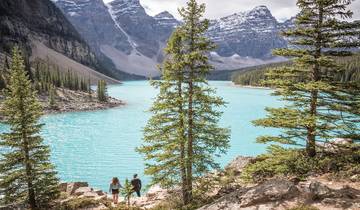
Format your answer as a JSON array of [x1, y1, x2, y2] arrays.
[[131, 178, 142, 191]]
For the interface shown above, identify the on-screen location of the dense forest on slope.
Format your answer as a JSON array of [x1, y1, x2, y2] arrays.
[[232, 54, 360, 86]]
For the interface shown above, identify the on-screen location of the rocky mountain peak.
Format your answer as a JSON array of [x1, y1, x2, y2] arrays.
[[109, 0, 145, 16], [155, 11, 175, 19], [250, 5, 271, 14], [154, 11, 180, 28], [54, 0, 293, 76]]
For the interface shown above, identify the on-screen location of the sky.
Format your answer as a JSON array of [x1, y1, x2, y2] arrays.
[[103, 0, 360, 21]]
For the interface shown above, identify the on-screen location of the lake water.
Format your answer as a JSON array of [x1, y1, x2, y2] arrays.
[[0, 81, 281, 191]]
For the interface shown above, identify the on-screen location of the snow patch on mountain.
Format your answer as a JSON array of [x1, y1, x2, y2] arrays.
[[209, 52, 287, 70]]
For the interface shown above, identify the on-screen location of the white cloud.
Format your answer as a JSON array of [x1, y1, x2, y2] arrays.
[[103, 0, 360, 21]]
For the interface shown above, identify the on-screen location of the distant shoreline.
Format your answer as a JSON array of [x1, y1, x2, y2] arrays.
[[230, 82, 272, 90]]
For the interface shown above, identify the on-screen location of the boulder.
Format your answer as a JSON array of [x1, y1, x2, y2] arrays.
[[73, 186, 92, 196], [316, 138, 353, 152], [332, 138, 353, 144], [240, 179, 299, 207], [198, 179, 299, 210], [146, 185, 169, 201], [350, 174, 360, 182], [82, 191, 100, 198], [66, 182, 89, 195], [309, 181, 332, 200], [225, 156, 254, 175], [94, 189, 105, 196]]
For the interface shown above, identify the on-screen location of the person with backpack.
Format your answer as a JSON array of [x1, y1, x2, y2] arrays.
[[131, 174, 142, 197]]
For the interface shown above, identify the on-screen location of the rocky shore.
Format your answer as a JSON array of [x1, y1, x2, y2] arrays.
[[0, 88, 124, 120], [52, 155, 360, 210], [199, 157, 360, 210]]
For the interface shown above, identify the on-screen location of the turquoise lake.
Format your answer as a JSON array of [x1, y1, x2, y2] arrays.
[[0, 81, 282, 191]]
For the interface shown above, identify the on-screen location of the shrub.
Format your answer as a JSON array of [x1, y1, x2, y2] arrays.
[[241, 144, 360, 182]]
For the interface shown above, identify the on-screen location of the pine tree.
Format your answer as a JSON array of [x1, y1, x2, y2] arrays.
[[121, 178, 133, 206], [138, 0, 230, 205], [49, 85, 57, 109], [0, 48, 60, 209], [97, 80, 107, 102], [138, 29, 189, 198], [253, 0, 360, 157], [180, 0, 230, 203], [88, 77, 92, 100]]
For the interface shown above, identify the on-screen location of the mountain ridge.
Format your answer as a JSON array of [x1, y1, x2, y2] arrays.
[[54, 0, 292, 76]]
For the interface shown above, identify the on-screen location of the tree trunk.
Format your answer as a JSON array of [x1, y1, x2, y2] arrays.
[[24, 139, 36, 209], [20, 93, 36, 209], [306, 2, 323, 158], [177, 79, 188, 204], [186, 77, 193, 204], [307, 90, 318, 157]]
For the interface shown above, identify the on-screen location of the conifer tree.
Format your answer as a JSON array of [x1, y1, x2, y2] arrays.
[[138, 29, 189, 198], [0, 48, 60, 209], [121, 178, 133, 206], [49, 85, 57, 109], [253, 0, 360, 157], [138, 0, 230, 205], [97, 80, 107, 102]]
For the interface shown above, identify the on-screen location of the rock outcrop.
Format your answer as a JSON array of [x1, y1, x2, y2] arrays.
[[0, 0, 138, 81], [198, 156, 360, 210]]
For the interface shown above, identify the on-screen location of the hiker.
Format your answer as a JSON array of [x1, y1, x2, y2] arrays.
[[131, 174, 142, 197], [109, 177, 122, 204]]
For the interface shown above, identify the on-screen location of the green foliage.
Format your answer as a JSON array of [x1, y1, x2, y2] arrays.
[[122, 178, 133, 206], [232, 54, 360, 86], [97, 79, 108, 102], [241, 145, 360, 183], [0, 48, 60, 209], [252, 0, 360, 157], [137, 0, 230, 205], [32, 58, 90, 93], [232, 62, 290, 86], [49, 84, 57, 108]]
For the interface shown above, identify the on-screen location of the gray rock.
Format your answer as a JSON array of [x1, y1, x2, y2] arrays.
[[240, 179, 299, 207], [309, 181, 332, 200], [66, 182, 89, 195], [0, 0, 121, 80], [198, 179, 299, 210], [225, 156, 254, 175], [74, 186, 93, 196]]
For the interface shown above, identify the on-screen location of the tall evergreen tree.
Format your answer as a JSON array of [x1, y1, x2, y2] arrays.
[[180, 0, 230, 203], [253, 0, 360, 157], [0, 48, 60, 209], [97, 80, 108, 102], [138, 29, 188, 198], [138, 0, 230, 205]]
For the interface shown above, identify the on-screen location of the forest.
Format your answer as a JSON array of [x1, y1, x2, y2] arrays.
[[232, 53, 360, 86]]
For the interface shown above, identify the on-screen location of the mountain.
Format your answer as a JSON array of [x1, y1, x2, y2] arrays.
[[54, 1, 291, 76], [207, 6, 287, 58], [0, 0, 126, 83]]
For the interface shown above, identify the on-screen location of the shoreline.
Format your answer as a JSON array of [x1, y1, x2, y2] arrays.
[[43, 96, 125, 116], [230, 82, 272, 90], [0, 88, 126, 121]]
